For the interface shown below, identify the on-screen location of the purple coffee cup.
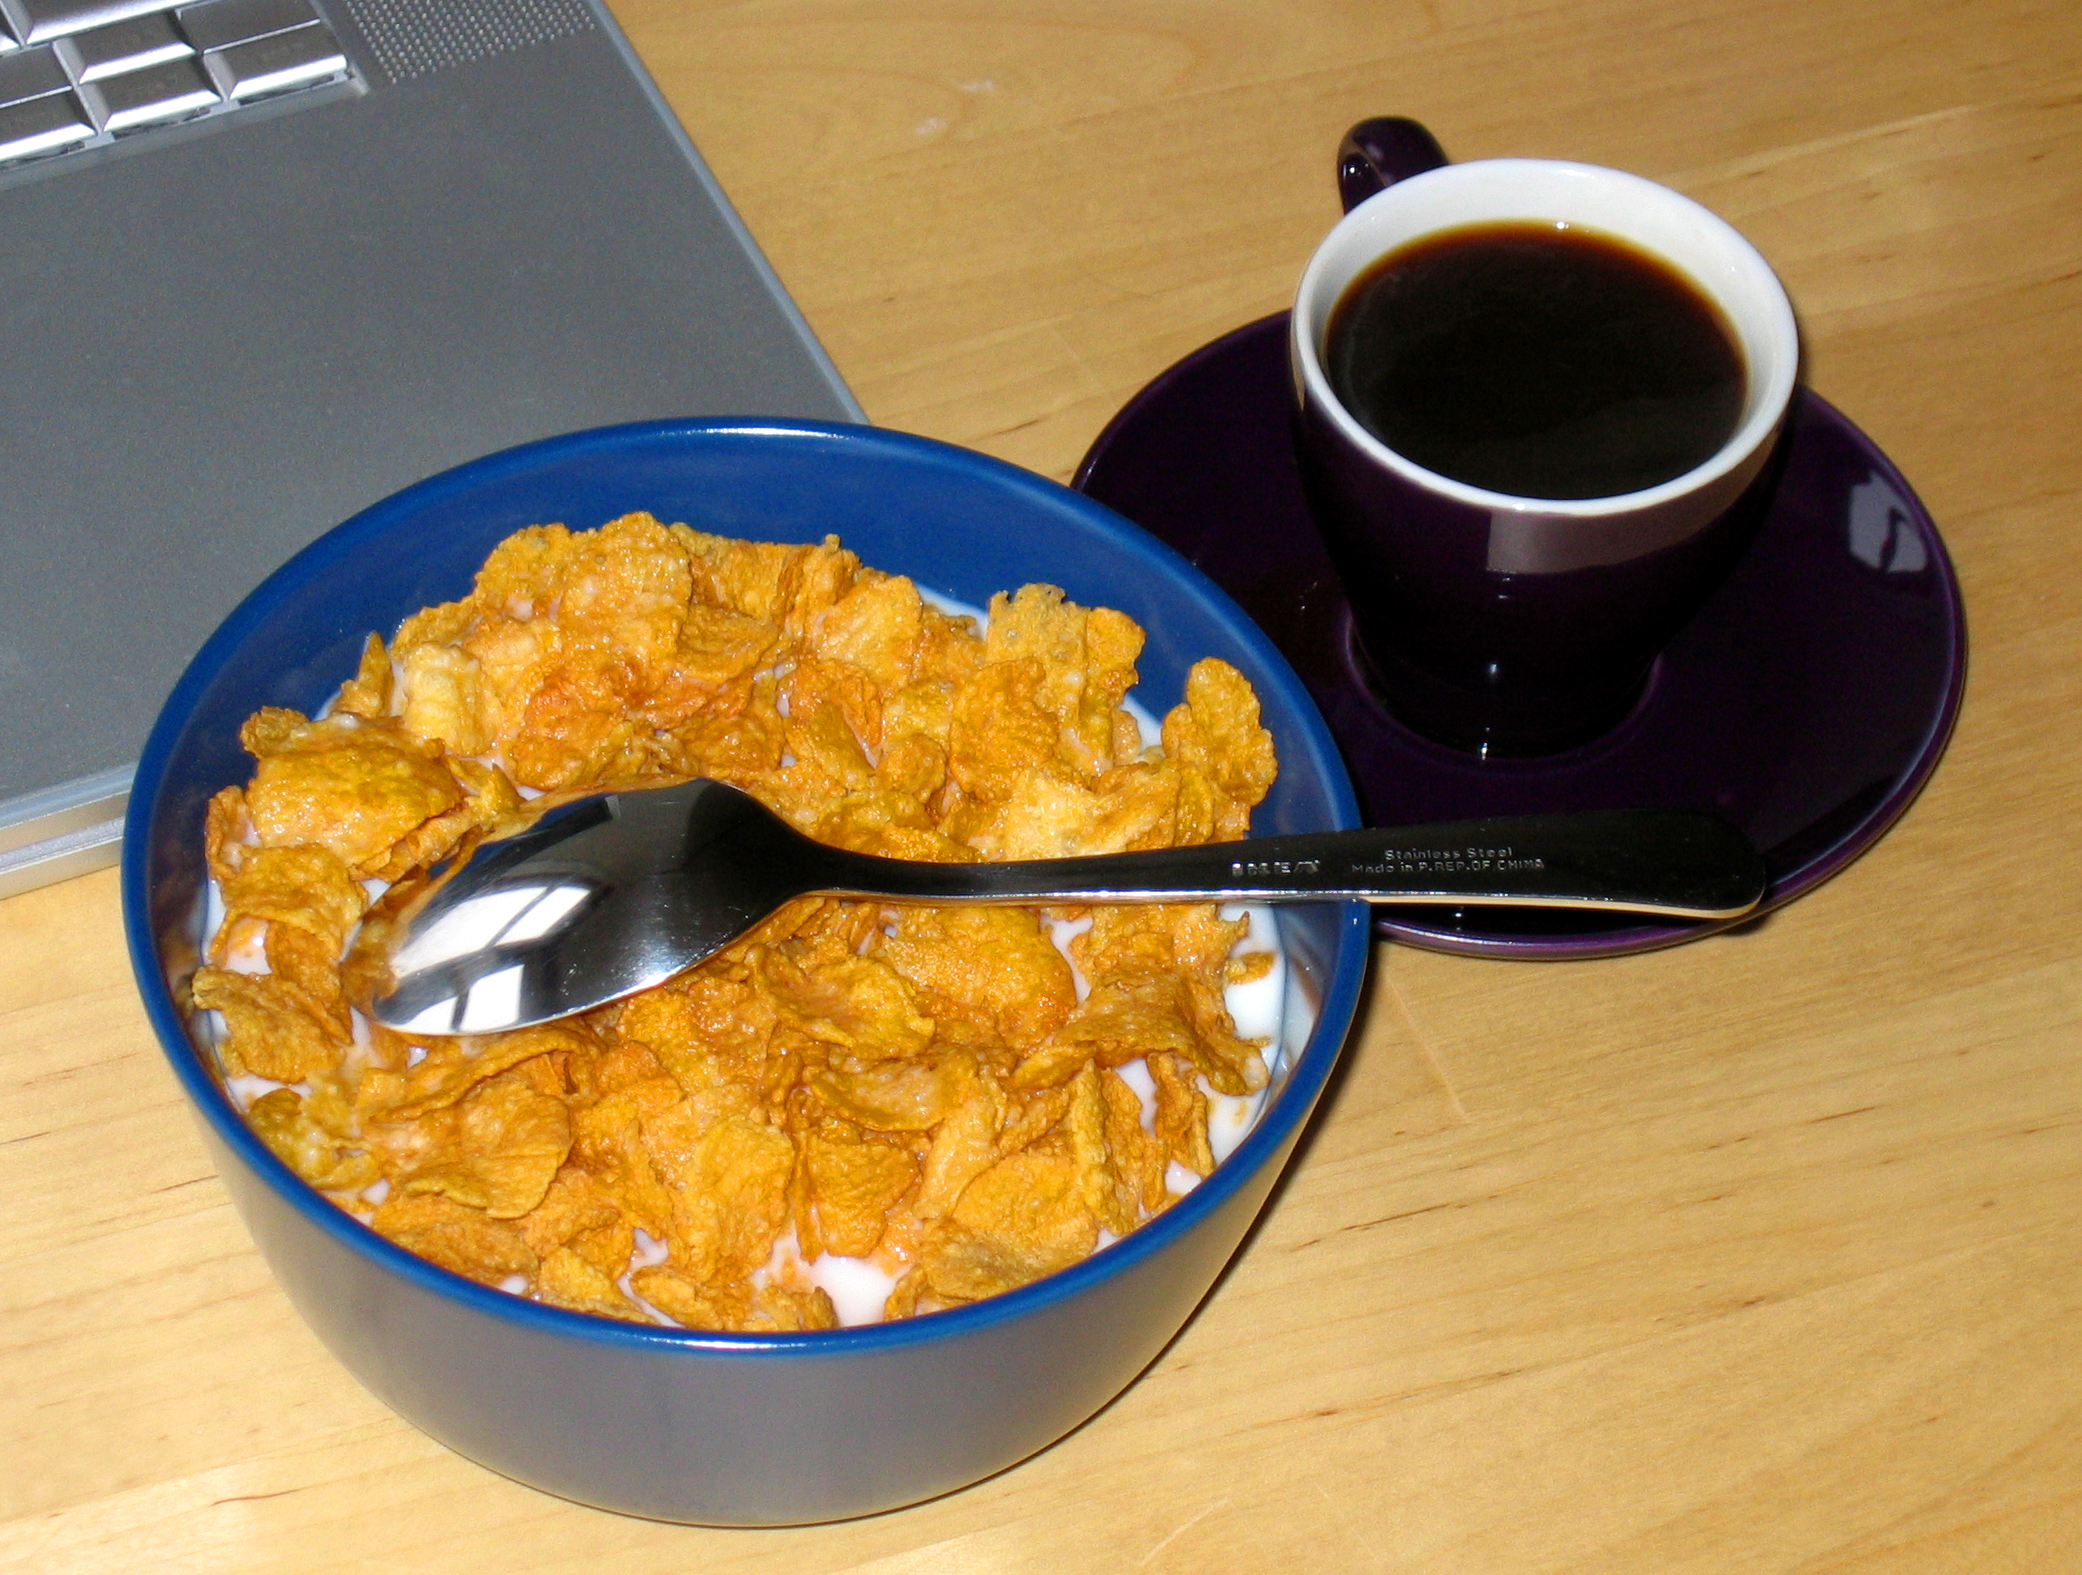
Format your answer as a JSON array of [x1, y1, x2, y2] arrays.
[[1291, 118, 1800, 757]]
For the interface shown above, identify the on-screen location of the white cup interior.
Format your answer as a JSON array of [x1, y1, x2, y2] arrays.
[[1293, 159, 1799, 515]]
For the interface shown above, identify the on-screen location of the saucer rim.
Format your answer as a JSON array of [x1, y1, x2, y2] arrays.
[[1074, 311, 1968, 961]]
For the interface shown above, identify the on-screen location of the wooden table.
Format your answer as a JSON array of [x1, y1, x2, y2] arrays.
[[6, 1, 2079, 1568]]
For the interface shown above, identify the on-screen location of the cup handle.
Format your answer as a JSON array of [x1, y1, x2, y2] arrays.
[[1336, 117, 1449, 212]]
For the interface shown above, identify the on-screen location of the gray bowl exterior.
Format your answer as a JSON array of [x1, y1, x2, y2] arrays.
[[124, 418, 1369, 1524]]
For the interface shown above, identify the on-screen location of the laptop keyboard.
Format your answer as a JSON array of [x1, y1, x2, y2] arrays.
[[0, 0, 351, 166]]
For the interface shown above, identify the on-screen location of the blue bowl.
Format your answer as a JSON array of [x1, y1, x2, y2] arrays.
[[122, 419, 1369, 1525]]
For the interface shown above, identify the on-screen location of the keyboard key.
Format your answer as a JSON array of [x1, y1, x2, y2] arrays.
[[79, 49, 213, 129], [2, 0, 181, 46], [0, 84, 90, 158], [55, 10, 188, 79], [202, 17, 338, 100], [0, 38, 64, 100], [175, 0, 313, 51]]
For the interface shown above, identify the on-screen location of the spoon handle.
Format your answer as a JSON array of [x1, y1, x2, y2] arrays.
[[804, 810, 1766, 921]]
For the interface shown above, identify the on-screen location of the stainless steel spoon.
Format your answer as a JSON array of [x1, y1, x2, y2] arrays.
[[368, 777, 1765, 1035]]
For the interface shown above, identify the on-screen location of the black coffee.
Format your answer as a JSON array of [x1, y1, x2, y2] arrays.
[[1325, 221, 1746, 500]]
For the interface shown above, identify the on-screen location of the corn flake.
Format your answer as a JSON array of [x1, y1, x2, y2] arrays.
[[245, 714, 464, 871], [393, 1069, 572, 1218], [918, 1148, 1097, 1303], [371, 1192, 538, 1285], [804, 1131, 917, 1257]]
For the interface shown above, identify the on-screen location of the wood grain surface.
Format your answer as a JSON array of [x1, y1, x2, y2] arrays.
[[6, 0, 2081, 1569]]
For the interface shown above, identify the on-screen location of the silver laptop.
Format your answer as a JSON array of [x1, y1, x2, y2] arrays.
[[0, 0, 859, 897]]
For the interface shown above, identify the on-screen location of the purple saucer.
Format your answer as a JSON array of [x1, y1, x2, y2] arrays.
[[1075, 312, 1966, 958]]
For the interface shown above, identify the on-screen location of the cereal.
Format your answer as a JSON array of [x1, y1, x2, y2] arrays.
[[200, 515, 1280, 1330]]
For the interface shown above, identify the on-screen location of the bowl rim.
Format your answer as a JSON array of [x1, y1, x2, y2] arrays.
[[122, 416, 1371, 1358]]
